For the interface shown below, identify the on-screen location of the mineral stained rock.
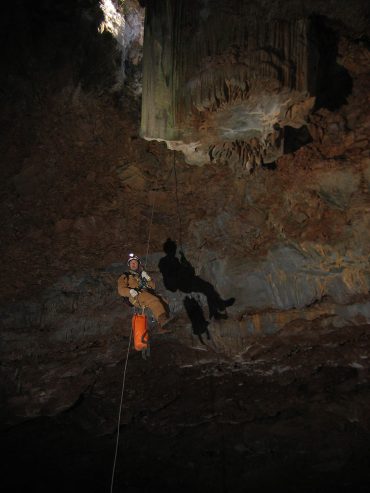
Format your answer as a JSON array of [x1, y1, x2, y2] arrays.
[[141, 0, 369, 170], [141, 0, 320, 167]]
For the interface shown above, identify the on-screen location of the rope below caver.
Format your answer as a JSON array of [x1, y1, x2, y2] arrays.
[[110, 326, 133, 493], [110, 160, 161, 492]]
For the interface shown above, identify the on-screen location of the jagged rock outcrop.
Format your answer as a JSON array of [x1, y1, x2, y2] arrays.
[[141, 0, 318, 167], [141, 0, 368, 169]]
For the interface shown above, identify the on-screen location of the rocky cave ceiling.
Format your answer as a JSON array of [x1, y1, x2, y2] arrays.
[[139, 0, 365, 169]]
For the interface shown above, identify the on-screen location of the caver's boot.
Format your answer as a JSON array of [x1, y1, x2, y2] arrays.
[[157, 313, 172, 334], [211, 296, 236, 320], [222, 297, 235, 308]]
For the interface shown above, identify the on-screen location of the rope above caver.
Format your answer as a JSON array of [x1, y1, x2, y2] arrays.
[[172, 150, 184, 252]]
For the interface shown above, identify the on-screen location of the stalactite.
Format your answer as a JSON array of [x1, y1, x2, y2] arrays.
[[141, 0, 318, 167]]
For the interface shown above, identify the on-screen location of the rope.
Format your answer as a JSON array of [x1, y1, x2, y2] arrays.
[[144, 165, 161, 269], [109, 153, 162, 491], [144, 195, 156, 269], [110, 326, 133, 493], [143, 150, 182, 267], [209, 360, 228, 493], [172, 150, 183, 252]]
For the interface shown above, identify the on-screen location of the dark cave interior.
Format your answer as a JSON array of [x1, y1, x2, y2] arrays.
[[1, 1, 370, 492]]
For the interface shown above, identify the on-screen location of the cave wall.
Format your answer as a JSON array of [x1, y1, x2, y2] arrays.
[[1, 0, 370, 427]]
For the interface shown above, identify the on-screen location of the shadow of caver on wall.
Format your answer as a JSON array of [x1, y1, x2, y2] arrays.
[[158, 239, 235, 340], [183, 295, 211, 345]]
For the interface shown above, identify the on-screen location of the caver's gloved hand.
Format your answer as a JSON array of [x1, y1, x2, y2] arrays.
[[130, 289, 139, 297], [141, 271, 151, 281]]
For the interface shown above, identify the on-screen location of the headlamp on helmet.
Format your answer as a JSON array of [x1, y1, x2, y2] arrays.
[[127, 252, 140, 266]]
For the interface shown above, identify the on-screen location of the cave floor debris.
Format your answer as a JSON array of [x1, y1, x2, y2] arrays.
[[2, 323, 370, 493]]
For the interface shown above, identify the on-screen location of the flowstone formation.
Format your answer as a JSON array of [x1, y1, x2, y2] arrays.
[[140, 0, 358, 169]]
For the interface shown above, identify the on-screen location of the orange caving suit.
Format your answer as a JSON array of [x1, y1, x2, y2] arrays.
[[117, 271, 168, 322]]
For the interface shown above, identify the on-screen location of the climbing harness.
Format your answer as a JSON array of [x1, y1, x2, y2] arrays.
[[125, 279, 152, 359]]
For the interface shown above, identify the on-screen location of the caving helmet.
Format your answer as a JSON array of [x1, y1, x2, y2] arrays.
[[127, 252, 141, 267]]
